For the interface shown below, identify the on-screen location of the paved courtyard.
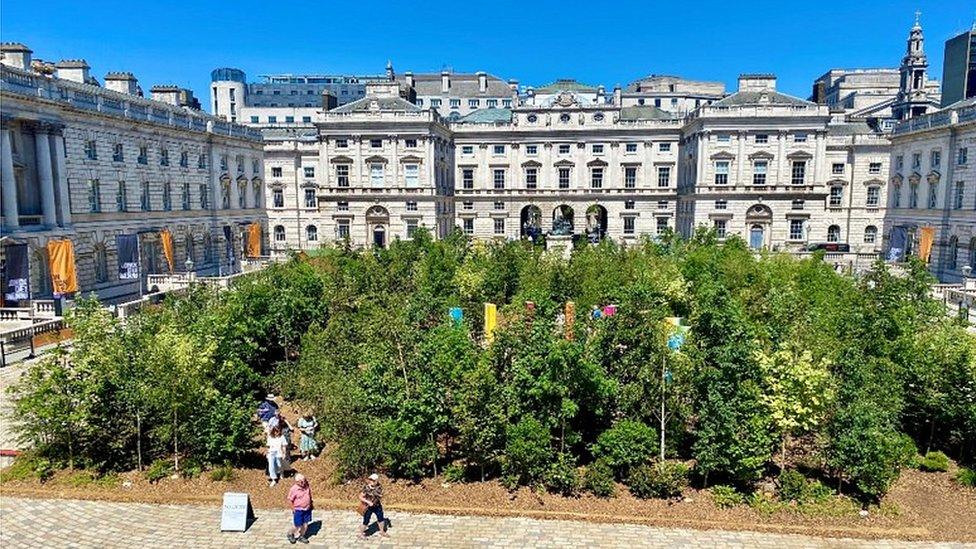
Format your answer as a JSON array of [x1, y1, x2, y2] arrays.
[[0, 496, 970, 548]]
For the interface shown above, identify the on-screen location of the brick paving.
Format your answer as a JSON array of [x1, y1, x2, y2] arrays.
[[0, 497, 969, 548]]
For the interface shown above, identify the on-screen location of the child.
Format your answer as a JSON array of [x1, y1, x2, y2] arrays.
[[287, 473, 313, 544], [297, 412, 319, 461]]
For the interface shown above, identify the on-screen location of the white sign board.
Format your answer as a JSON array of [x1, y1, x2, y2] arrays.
[[220, 492, 254, 532]]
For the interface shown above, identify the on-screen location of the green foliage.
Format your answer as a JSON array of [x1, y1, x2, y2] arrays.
[[747, 491, 783, 515], [0, 452, 53, 483], [501, 416, 552, 489], [627, 460, 689, 499], [442, 463, 466, 483], [591, 420, 658, 480], [918, 451, 950, 472], [145, 459, 172, 483], [955, 467, 975, 488], [777, 469, 808, 502], [209, 464, 236, 482], [582, 459, 616, 498], [545, 452, 582, 496], [710, 485, 744, 508]]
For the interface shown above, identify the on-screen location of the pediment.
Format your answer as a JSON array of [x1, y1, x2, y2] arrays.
[[521, 160, 543, 168], [330, 155, 353, 164], [710, 151, 735, 160], [786, 151, 813, 159], [586, 159, 608, 167], [554, 159, 575, 167], [748, 151, 774, 160], [399, 155, 423, 163], [364, 155, 388, 164]]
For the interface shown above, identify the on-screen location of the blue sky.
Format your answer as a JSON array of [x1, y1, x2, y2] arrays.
[[2, 0, 972, 110]]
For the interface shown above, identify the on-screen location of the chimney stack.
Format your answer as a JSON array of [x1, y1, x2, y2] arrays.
[[322, 89, 337, 110], [597, 85, 606, 103], [55, 59, 90, 84], [477, 71, 487, 93], [613, 84, 622, 106], [441, 70, 450, 93], [150, 85, 182, 106], [737, 73, 777, 92], [0, 43, 32, 71], [104, 71, 139, 95], [404, 71, 414, 88]]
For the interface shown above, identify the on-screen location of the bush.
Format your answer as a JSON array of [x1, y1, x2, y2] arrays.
[[747, 491, 782, 516], [0, 452, 53, 483], [918, 451, 950, 472], [61, 471, 119, 488], [209, 464, 236, 482], [545, 452, 581, 497], [145, 459, 172, 483], [591, 420, 658, 480], [777, 469, 808, 502], [582, 459, 616, 498], [805, 480, 834, 503], [711, 485, 744, 508], [180, 458, 203, 479], [955, 467, 975, 488], [442, 463, 466, 483], [628, 461, 689, 499], [501, 416, 552, 489]]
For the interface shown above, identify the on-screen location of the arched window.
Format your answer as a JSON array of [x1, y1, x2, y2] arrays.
[[306, 225, 318, 242], [827, 225, 841, 243], [947, 236, 958, 270], [864, 225, 877, 244], [203, 233, 214, 264], [274, 225, 286, 242]]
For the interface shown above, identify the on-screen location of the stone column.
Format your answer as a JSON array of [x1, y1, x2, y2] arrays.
[[34, 125, 58, 227], [52, 128, 71, 226], [1, 124, 19, 231], [244, 157, 255, 209]]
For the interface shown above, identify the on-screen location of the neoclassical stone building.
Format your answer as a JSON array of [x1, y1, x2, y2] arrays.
[[1, 43, 266, 302]]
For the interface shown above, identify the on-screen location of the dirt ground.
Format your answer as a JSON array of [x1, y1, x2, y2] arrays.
[[2, 410, 974, 543]]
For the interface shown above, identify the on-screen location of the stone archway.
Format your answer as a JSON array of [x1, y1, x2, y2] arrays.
[[585, 204, 608, 243], [520, 205, 543, 241], [551, 205, 574, 235], [366, 205, 390, 248], [745, 204, 772, 250]]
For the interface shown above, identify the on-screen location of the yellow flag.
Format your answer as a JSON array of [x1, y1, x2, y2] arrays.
[[46, 239, 78, 295], [246, 223, 262, 258], [484, 303, 497, 342], [160, 229, 175, 273], [565, 301, 575, 340], [918, 227, 935, 263]]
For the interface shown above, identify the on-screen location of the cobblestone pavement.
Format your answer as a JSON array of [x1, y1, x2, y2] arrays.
[[1, 497, 971, 548]]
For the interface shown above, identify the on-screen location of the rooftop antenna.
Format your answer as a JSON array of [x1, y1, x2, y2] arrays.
[[913, 9, 921, 29]]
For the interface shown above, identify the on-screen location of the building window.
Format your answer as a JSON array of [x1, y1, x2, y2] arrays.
[[404, 164, 419, 187], [752, 160, 768, 185], [895, 155, 903, 172], [285, 116, 295, 124], [198, 154, 206, 169], [84, 139, 98, 160], [493, 201, 504, 210], [558, 167, 571, 189], [791, 199, 804, 210], [93, 245, 108, 283], [370, 164, 384, 186], [271, 166, 282, 178], [461, 145, 473, 155], [159, 148, 169, 166], [337, 201, 349, 211], [558, 144, 571, 154], [181, 182, 191, 210], [869, 162, 882, 174], [866, 186, 880, 207], [827, 225, 841, 243], [268, 116, 277, 124], [162, 181, 172, 211], [336, 165, 349, 187], [304, 188, 316, 208], [462, 201, 473, 210], [370, 139, 382, 148], [592, 144, 604, 154], [755, 134, 768, 144], [220, 181, 230, 209], [273, 188, 284, 208], [137, 146, 148, 165], [306, 225, 318, 242], [789, 219, 805, 241], [493, 218, 505, 235], [405, 219, 419, 239], [591, 167, 604, 189], [141, 181, 151, 211], [112, 143, 124, 162], [657, 166, 671, 187], [87, 179, 101, 212], [657, 200, 668, 210], [790, 161, 806, 185], [116, 181, 127, 212], [336, 139, 348, 148], [714, 161, 729, 185], [714, 219, 727, 238], [526, 145, 538, 155], [274, 225, 286, 242], [893, 183, 902, 208], [864, 226, 877, 244], [462, 168, 474, 189], [304, 166, 315, 178], [931, 150, 941, 169], [493, 169, 505, 189], [794, 133, 807, 143], [656, 217, 668, 235], [250, 116, 259, 123], [715, 199, 727, 210], [623, 217, 635, 235], [493, 145, 505, 155], [624, 166, 637, 188], [179, 151, 188, 168], [658, 142, 672, 152], [302, 116, 312, 123], [928, 183, 938, 209], [955, 181, 965, 209], [912, 153, 921, 169], [487, 99, 498, 108], [252, 181, 262, 208], [958, 147, 968, 165], [463, 218, 474, 235], [468, 99, 479, 109], [404, 139, 418, 148], [331, 219, 347, 240], [406, 201, 418, 211], [199, 184, 209, 209], [717, 134, 731, 143], [624, 200, 635, 210], [626, 143, 638, 153], [909, 183, 918, 208], [525, 168, 538, 189], [829, 185, 843, 207]]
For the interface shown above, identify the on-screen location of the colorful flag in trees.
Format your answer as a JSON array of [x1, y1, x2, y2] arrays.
[[484, 303, 497, 342], [246, 223, 262, 258], [564, 301, 575, 340], [160, 229, 175, 273], [449, 307, 463, 326], [918, 226, 935, 263]]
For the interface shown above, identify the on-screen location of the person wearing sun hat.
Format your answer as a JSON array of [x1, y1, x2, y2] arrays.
[[358, 473, 388, 538], [256, 393, 279, 430]]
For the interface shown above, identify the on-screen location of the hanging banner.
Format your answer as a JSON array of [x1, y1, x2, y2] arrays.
[[564, 301, 575, 340], [665, 317, 690, 352], [160, 229, 175, 273], [918, 226, 935, 263], [46, 239, 78, 295], [886, 226, 907, 262], [246, 223, 262, 258], [484, 303, 497, 342], [222, 225, 235, 267], [116, 234, 140, 280], [3, 243, 30, 303]]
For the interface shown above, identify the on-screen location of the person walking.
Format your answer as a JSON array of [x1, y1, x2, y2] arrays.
[[267, 425, 287, 487], [297, 412, 319, 461], [278, 412, 295, 475], [359, 473, 388, 539], [256, 393, 279, 430], [286, 473, 313, 544]]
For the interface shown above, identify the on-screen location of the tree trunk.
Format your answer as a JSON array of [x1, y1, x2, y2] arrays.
[[136, 412, 143, 471], [173, 408, 180, 472]]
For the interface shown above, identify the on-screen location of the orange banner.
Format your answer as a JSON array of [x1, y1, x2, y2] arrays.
[[46, 239, 78, 295], [246, 223, 262, 258], [160, 229, 175, 273], [565, 301, 575, 340], [918, 226, 935, 263]]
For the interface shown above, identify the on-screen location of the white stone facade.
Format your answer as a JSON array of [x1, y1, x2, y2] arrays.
[[1, 45, 267, 302]]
